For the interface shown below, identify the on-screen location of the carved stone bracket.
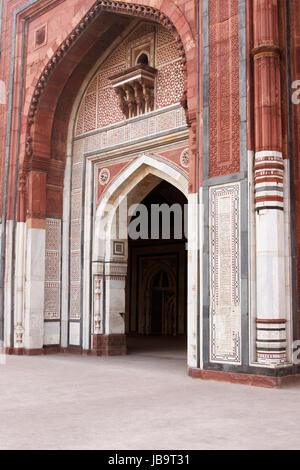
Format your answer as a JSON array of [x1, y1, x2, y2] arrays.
[[110, 64, 157, 118]]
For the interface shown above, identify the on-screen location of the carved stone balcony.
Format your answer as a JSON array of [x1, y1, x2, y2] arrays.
[[109, 64, 158, 119]]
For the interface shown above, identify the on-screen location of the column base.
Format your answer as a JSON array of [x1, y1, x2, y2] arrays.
[[256, 319, 287, 366], [5, 346, 63, 355], [92, 334, 127, 356], [5, 347, 45, 355], [188, 368, 300, 388]]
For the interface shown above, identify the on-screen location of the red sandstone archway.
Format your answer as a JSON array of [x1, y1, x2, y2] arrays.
[[20, 0, 197, 224]]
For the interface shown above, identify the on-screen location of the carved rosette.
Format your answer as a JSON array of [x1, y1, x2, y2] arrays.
[[180, 148, 189, 168], [99, 168, 110, 186]]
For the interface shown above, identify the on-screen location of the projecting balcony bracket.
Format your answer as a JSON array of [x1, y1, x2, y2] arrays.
[[110, 64, 158, 119]]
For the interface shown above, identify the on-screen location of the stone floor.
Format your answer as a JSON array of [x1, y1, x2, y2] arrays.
[[1, 336, 300, 450]]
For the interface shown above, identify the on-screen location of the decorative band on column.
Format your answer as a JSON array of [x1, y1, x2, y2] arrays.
[[256, 319, 287, 366], [254, 151, 284, 211]]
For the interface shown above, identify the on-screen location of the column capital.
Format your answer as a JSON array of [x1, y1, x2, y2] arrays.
[[252, 42, 281, 59]]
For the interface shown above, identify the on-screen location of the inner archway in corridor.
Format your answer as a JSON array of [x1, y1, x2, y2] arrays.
[[126, 180, 187, 358]]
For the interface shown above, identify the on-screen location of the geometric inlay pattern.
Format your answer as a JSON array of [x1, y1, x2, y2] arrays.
[[70, 22, 188, 327], [44, 219, 61, 320], [70, 139, 83, 321], [79, 105, 186, 155], [209, 183, 241, 364], [75, 23, 185, 136], [209, 0, 240, 177]]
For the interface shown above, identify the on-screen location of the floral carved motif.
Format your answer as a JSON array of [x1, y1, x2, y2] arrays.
[[99, 168, 110, 186]]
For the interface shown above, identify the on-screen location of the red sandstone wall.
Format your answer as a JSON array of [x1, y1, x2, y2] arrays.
[[0, 0, 196, 221], [0, 0, 27, 216], [209, 0, 240, 177], [0, 0, 96, 218], [75, 22, 184, 135]]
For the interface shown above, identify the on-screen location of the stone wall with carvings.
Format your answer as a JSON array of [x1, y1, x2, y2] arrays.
[[209, 183, 241, 363], [70, 140, 84, 323], [44, 218, 61, 346], [0, 0, 195, 221], [75, 22, 185, 136], [68, 21, 188, 346], [209, 0, 240, 177]]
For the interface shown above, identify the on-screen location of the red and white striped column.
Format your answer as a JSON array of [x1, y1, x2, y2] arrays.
[[252, 0, 288, 366], [254, 151, 284, 212]]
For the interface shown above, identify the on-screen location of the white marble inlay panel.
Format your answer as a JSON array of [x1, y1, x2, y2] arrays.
[[209, 183, 241, 364], [82, 106, 187, 154], [44, 219, 61, 321], [69, 322, 81, 346], [44, 322, 60, 345]]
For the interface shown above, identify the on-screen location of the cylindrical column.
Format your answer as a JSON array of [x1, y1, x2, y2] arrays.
[[252, 0, 288, 366]]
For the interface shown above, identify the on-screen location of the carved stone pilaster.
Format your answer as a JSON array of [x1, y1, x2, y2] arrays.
[[14, 323, 24, 347], [93, 277, 103, 334]]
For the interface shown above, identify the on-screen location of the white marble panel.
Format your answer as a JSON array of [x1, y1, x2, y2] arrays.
[[24, 227, 45, 350], [69, 322, 81, 346], [187, 192, 200, 368], [44, 322, 60, 345], [209, 183, 242, 364]]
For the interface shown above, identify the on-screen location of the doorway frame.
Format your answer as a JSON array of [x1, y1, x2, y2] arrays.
[[75, 150, 200, 366]]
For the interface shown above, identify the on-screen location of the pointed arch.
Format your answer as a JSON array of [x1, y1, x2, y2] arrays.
[[21, 1, 196, 222], [25, 0, 195, 167], [93, 153, 188, 260]]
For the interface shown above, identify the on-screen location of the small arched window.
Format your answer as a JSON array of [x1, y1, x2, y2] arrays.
[[137, 53, 149, 66]]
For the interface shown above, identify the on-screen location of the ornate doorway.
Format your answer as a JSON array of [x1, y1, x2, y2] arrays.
[[126, 181, 187, 339], [91, 155, 189, 357]]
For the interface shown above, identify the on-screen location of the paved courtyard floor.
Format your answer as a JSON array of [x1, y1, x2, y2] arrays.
[[0, 337, 300, 450]]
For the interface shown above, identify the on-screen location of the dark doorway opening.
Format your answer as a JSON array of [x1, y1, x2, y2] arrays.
[[125, 180, 187, 357]]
